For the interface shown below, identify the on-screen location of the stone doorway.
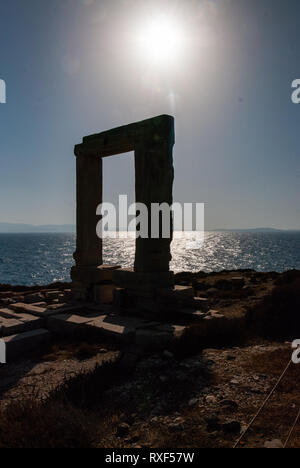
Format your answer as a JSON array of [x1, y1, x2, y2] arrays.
[[71, 115, 175, 304]]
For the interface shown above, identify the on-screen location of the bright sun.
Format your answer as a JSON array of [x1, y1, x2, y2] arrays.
[[137, 16, 185, 66]]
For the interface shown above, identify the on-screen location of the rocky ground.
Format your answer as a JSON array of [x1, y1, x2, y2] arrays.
[[106, 341, 299, 449], [0, 338, 298, 448], [0, 269, 299, 448]]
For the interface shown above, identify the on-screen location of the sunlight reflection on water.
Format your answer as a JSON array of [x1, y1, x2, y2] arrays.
[[0, 231, 299, 285]]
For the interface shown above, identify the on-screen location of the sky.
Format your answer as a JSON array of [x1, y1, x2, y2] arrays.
[[0, 0, 300, 230]]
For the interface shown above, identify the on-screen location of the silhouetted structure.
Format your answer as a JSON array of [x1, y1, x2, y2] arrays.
[[71, 115, 175, 304]]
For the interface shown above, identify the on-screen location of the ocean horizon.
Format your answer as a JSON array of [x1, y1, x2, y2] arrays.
[[0, 231, 299, 286]]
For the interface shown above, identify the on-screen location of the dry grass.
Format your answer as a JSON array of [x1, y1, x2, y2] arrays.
[[0, 400, 95, 448], [0, 345, 298, 448], [0, 358, 128, 448], [238, 348, 300, 448]]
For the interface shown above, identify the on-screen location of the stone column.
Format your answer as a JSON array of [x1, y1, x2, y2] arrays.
[[73, 152, 103, 267], [134, 115, 175, 273]]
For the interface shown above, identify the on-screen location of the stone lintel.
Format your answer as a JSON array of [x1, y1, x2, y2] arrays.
[[74, 141, 134, 158], [74, 114, 174, 158]]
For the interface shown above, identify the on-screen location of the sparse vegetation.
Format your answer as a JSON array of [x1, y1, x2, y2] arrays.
[[0, 271, 299, 448], [0, 342, 299, 448]]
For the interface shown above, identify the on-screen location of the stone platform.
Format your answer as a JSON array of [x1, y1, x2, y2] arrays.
[[0, 283, 242, 361]]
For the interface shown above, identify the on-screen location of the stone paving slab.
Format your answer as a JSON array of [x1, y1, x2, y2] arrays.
[[31, 302, 47, 308], [0, 308, 45, 334], [9, 302, 90, 318], [89, 319, 136, 343], [3, 329, 52, 360], [1, 317, 46, 337], [18, 314, 45, 331], [0, 318, 25, 337], [1, 299, 245, 360], [101, 315, 149, 329], [47, 312, 163, 344], [47, 313, 138, 343], [0, 308, 23, 320], [46, 303, 94, 313], [10, 303, 50, 317], [47, 314, 96, 334], [0, 306, 241, 360]]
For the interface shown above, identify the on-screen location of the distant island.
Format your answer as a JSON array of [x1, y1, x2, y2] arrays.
[[211, 227, 300, 233], [0, 223, 299, 234], [0, 223, 76, 233]]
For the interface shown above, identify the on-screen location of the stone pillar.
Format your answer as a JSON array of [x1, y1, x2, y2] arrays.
[[73, 153, 103, 267], [134, 115, 175, 273], [71, 151, 103, 300]]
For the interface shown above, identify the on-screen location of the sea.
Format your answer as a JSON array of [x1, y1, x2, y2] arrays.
[[0, 231, 299, 286]]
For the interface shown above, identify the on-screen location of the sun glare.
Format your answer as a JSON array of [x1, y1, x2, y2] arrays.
[[137, 16, 185, 66]]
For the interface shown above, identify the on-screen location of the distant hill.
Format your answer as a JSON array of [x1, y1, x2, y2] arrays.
[[0, 223, 76, 233], [212, 227, 287, 233], [0, 223, 299, 234]]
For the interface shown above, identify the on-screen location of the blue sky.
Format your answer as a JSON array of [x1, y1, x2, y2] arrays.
[[0, 0, 299, 229]]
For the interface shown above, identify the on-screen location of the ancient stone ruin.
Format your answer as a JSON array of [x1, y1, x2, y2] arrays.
[[0, 115, 248, 358], [71, 114, 180, 311]]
